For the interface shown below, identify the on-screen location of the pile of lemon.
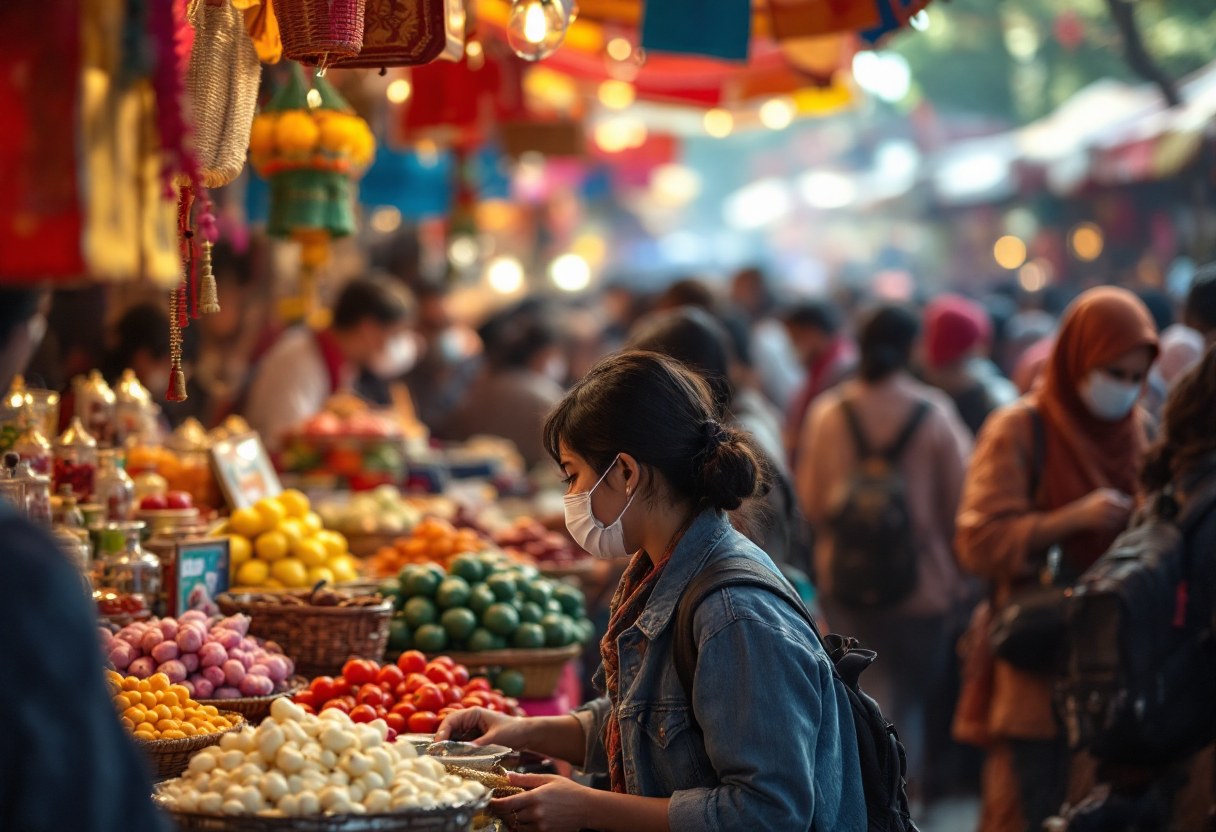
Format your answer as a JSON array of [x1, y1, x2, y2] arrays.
[[220, 489, 360, 589]]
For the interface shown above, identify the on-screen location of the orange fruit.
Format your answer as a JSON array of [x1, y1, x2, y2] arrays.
[[279, 488, 310, 518], [255, 497, 287, 529], [229, 507, 264, 538], [236, 559, 269, 587], [228, 535, 252, 568], [292, 537, 328, 568], [271, 557, 309, 588], [148, 674, 170, 692], [255, 530, 289, 562]]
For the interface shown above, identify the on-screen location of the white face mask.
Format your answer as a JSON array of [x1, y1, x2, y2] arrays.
[[563, 454, 636, 559], [369, 333, 418, 379], [1079, 370, 1141, 421]]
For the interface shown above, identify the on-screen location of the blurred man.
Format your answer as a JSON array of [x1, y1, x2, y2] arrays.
[[782, 299, 856, 464], [1184, 261, 1216, 346], [245, 276, 414, 452], [730, 267, 805, 413]]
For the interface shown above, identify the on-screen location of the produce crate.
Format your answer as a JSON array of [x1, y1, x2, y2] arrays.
[[217, 595, 393, 678], [197, 676, 308, 725], [135, 711, 245, 780], [430, 645, 582, 699]]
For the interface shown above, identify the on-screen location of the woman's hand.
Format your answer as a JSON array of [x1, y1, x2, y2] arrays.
[[435, 707, 530, 748], [1069, 488, 1134, 533], [490, 773, 593, 832]]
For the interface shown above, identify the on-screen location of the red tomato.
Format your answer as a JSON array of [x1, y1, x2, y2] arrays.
[[412, 684, 444, 714], [451, 664, 470, 686], [309, 676, 335, 703], [293, 690, 316, 708], [461, 696, 484, 709], [437, 706, 461, 720], [424, 665, 454, 686], [504, 697, 520, 710], [396, 650, 427, 675], [331, 676, 352, 698], [340, 695, 358, 710], [404, 673, 429, 694], [375, 705, 388, 719], [322, 699, 351, 714], [357, 684, 384, 708], [487, 693, 506, 711], [428, 656, 456, 670], [465, 677, 492, 693], [298, 703, 317, 715], [376, 665, 405, 688], [408, 711, 440, 734], [390, 701, 418, 719], [343, 660, 377, 687], [394, 681, 411, 701], [349, 704, 378, 724], [384, 712, 407, 733], [444, 685, 465, 705], [385, 727, 398, 743]]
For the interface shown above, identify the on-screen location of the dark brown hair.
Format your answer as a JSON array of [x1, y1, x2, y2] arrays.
[[1141, 344, 1216, 494], [543, 351, 772, 514]]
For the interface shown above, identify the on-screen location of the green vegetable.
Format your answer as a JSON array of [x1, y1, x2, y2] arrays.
[[495, 669, 526, 698], [413, 623, 448, 653], [468, 583, 496, 615], [449, 555, 485, 584], [441, 607, 478, 640], [483, 603, 520, 637], [519, 601, 544, 625], [486, 574, 517, 602], [541, 613, 572, 647], [435, 576, 471, 609], [511, 622, 546, 649], [403, 596, 438, 629]]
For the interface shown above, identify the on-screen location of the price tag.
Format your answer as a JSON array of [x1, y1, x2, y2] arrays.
[[173, 537, 230, 618]]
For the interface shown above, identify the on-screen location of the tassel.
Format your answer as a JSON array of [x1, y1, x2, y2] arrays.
[[177, 279, 189, 329], [168, 366, 188, 401], [186, 233, 200, 319], [166, 286, 187, 402], [199, 240, 220, 314]]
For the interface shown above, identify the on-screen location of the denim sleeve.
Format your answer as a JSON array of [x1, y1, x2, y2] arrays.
[[667, 614, 865, 832], [570, 695, 611, 774]]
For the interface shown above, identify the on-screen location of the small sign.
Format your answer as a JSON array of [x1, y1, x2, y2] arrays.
[[210, 431, 282, 510], [173, 537, 230, 618]]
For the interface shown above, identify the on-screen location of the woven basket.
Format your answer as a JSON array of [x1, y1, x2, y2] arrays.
[[332, 0, 454, 68], [218, 594, 394, 678], [197, 676, 308, 724], [133, 710, 245, 780], [162, 790, 490, 832], [433, 645, 581, 699], [276, 0, 366, 65], [184, 0, 262, 188]]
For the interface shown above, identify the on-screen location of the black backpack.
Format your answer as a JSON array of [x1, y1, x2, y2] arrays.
[[674, 558, 918, 832], [1059, 475, 1216, 768], [828, 400, 929, 609]]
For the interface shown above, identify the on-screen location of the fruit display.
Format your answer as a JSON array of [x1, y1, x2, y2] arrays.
[[155, 697, 487, 817], [279, 409, 408, 490], [382, 554, 595, 656], [100, 611, 296, 700], [217, 490, 361, 589], [107, 670, 239, 740], [367, 517, 495, 578], [227, 585, 386, 609], [292, 653, 526, 738], [95, 589, 150, 620], [127, 420, 222, 511], [313, 486, 426, 538], [492, 517, 587, 566]]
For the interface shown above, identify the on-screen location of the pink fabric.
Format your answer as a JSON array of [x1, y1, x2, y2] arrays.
[[924, 294, 992, 368]]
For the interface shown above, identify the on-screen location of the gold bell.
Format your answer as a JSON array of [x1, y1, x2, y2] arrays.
[[198, 241, 220, 314]]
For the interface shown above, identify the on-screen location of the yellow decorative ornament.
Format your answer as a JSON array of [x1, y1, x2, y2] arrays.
[[274, 110, 320, 154]]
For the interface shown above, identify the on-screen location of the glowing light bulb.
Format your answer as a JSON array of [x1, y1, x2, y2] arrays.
[[549, 253, 591, 291], [507, 0, 570, 61], [386, 79, 412, 104], [487, 256, 525, 294], [703, 109, 733, 138]]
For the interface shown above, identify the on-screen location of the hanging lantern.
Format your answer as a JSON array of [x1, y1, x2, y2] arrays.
[[332, 0, 466, 69], [275, 0, 366, 68]]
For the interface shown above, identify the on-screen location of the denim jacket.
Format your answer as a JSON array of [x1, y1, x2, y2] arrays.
[[572, 511, 867, 832]]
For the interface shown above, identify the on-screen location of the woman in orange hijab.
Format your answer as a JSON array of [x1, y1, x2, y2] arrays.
[[954, 287, 1158, 832]]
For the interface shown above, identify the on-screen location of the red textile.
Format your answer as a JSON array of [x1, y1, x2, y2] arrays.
[[924, 294, 991, 369], [313, 329, 346, 397]]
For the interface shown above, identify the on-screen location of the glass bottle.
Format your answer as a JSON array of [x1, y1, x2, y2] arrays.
[[57, 485, 85, 529], [11, 407, 52, 477], [1, 374, 31, 452], [99, 521, 162, 614], [54, 417, 98, 501], [26, 388, 60, 442], [131, 468, 169, 504], [0, 452, 24, 514], [114, 369, 154, 448], [94, 449, 135, 521], [17, 460, 52, 527], [75, 370, 116, 447]]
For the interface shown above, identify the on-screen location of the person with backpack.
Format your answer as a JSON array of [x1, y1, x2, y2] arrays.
[[435, 351, 873, 832], [796, 302, 972, 802], [953, 287, 1158, 832]]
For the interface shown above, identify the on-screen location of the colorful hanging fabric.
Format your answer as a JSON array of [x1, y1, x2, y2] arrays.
[[768, 0, 881, 40], [640, 0, 751, 62], [859, 0, 931, 45]]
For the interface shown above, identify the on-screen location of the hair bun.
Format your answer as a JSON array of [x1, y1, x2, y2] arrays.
[[696, 423, 772, 511]]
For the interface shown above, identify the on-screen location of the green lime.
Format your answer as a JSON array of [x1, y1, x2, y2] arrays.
[[576, 618, 596, 645], [495, 669, 526, 698], [393, 592, 407, 612], [378, 578, 402, 598], [519, 601, 544, 624], [397, 564, 420, 585], [405, 567, 443, 598], [441, 607, 478, 641], [523, 580, 554, 606], [486, 574, 517, 602], [541, 613, 571, 647], [483, 602, 520, 637], [511, 622, 546, 649], [516, 564, 540, 581], [545, 598, 563, 615], [388, 618, 412, 651], [450, 555, 484, 584], [468, 583, 496, 615], [435, 576, 471, 609], [413, 623, 448, 653], [403, 596, 438, 629], [477, 552, 503, 575], [554, 584, 585, 617], [467, 627, 498, 653]]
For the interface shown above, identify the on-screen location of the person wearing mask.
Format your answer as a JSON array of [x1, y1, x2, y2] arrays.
[[920, 294, 1018, 436], [444, 306, 567, 469], [402, 281, 481, 434], [730, 267, 805, 412], [244, 276, 415, 452], [0, 288, 171, 832], [954, 287, 1158, 832], [781, 299, 857, 465], [1184, 261, 1216, 346], [796, 304, 971, 800], [629, 306, 808, 572], [435, 350, 865, 832]]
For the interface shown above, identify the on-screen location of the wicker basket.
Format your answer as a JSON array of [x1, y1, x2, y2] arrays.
[[197, 676, 308, 724], [432, 645, 581, 699], [162, 791, 491, 832], [276, 0, 366, 66], [218, 594, 394, 678], [133, 711, 245, 780]]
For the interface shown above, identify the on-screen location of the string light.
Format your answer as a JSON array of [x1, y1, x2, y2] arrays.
[[1070, 222, 1104, 261], [703, 109, 733, 138], [386, 79, 412, 104], [759, 98, 794, 130], [487, 256, 525, 294], [993, 235, 1027, 270]]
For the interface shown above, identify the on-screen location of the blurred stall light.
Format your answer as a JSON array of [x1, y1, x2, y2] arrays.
[[448, 236, 479, 269], [466, 39, 485, 70], [659, 231, 702, 265], [525, 66, 579, 110], [486, 256, 525, 294], [935, 139, 1016, 204], [703, 108, 733, 138], [594, 116, 647, 153], [651, 164, 701, 207], [994, 235, 1027, 270], [797, 171, 857, 209], [549, 253, 592, 291], [571, 233, 607, 266], [306, 88, 322, 109], [507, 0, 570, 61], [723, 178, 793, 231], [759, 97, 795, 130], [851, 51, 911, 103], [909, 9, 929, 31], [386, 78, 412, 104], [1069, 222, 1104, 261], [415, 139, 440, 169], [1018, 259, 1051, 292], [1004, 207, 1039, 241], [875, 140, 920, 178], [1004, 21, 1039, 62], [607, 37, 633, 62], [370, 206, 402, 234], [598, 80, 635, 110]]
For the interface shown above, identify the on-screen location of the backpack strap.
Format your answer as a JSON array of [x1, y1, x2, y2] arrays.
[[838, 399, 873, 460], [883, 400, 930, 462]]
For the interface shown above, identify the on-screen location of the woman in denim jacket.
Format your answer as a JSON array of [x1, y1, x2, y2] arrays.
[[437, 351, 866, 832]]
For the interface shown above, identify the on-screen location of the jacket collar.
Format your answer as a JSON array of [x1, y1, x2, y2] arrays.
[[634, 510, 731, 641]]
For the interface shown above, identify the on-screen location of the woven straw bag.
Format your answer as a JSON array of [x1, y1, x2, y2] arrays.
[[185, 0, 262, 188]]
